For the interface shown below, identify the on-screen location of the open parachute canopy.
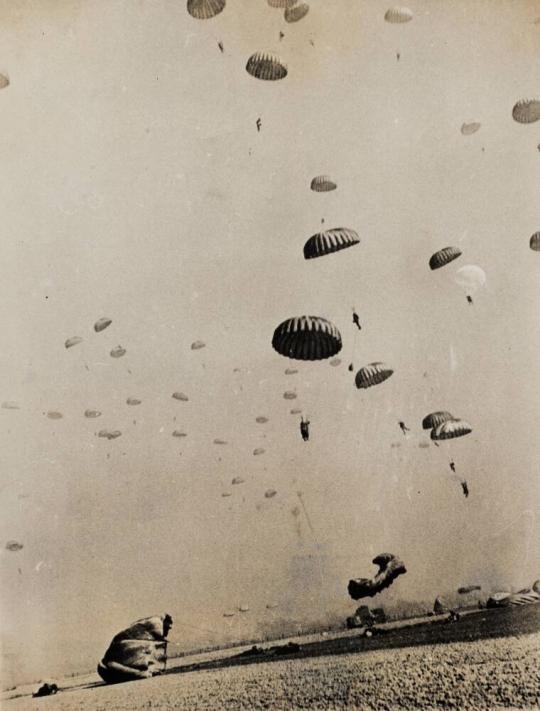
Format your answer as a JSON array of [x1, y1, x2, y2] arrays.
[[461, 122, 481, 136], [355, 362, 394, 389], [303, 228, 359, 260], [187, 0, 226, 20], [429, 247, 462, 270], [272, 316, 342, 361], [310, 175, 337, 192], [530, 232, 540, 251], [512, 99, 540, 124], [65, 336, 83, 349], [94, 317, 112, 333], [454, 265, 486, 295], [431, 419, 472, 440], [267, 0, 297, 7], [384, 7, 413, 23], [285, 3, 310, 22], [422, 411, 454, 430], [246, 52, 287, 81], [348, 553, 407, 600]]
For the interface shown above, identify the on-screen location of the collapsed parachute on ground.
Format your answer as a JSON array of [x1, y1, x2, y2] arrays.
[[65, 336, 83, 349], [0, 74, 9, 89], [5, 541, 24, 552], [94, 317, 112, 333], [126, 398, 142, 406], [172, 392, 189, 402], [431, 419, 472, 440], [486, 588, 540, 608], [172, 430, 187, 438], [530, 232, 540, 251], [110, 346, 126, 358], [246, 53, 287, 81], [98, 429, 122, 440], [84, 409, 102, 418], [46, 411, 63, 420], [256, 416, 269, 424], [512, 100, 540, 124], [97, 614, 172, 684], [191, 340, 206, 350], [272, 316, 342, 361], [253, 448, 266, 456], [285, 3, 309, 22], [2, 401, 20, 410], [429, 247, 462, 270], [458, 585, 481, 594], [355, 363, 393, 389], [348, 554, 407, 600], [422, 411, 454, 430], [265, 489, 277, 498], [461, 122, 481, 136], [384, 7, 413, 23], [310, 175, 337, 192], [303, 228, 359, 260], [187, 0, 226, 20]]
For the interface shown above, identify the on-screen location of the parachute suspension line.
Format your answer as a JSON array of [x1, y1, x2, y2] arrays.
[[296, 491, 325, 594]]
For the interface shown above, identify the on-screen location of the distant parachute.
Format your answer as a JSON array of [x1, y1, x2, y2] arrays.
[[285, 368, 299, 375], [348, 554, 407, 600], [253, 448, 266, 456], [256, 416, 269, 423], [429, 247, 462, 270], [0, 74, 10, 89], [65, 336, 83, 349], [84, 409, 102, 418], [431, 419, 472, 440], [2, 401, 20, 410], [461, 122, 481, 136], [214, 438, 228, 445], [310, 175, 337, 192], [98, 429, 122, 440], [5, 541, 23, 552], [422, 411, 454, 430], [110, 346, 126, 358], [487, 589, 540, 608], [283, 391, 297, 400], [267, 0, 297, 7], [126, 398, 142, 406], [246, 53, 287, 81], [172, 392, 189, 402], [512, 100, 540, 124], [172, 430, 187, 438], [221, 493, 232, 499], [272, 316, 342, 360], [223, 611, 235, 617], [454, 265, 486, 301], [94, 317, 112, 333], [355, 363, 393, 389], [303, 227, 360, 260], [458, 585, 481, 594], [530, 232, 540, 251], [290, 408, 302, 414], [232, 477, 245, 485], [187, 0, 226, 20], [191, 340, 206, 350], [285, 3, 309, 22], [329, 358, 341, 367], [264, 489, 277, 498], [384, 7, 413, 23], [46, 411, 63, 420]]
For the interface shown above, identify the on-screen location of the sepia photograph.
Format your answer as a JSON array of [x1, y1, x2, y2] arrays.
[[0, 1, 539, 708]]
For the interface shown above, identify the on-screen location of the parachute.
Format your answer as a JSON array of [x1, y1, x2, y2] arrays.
[[46, 411, 63, 420], [512, 100, 540, 124], [329, 358, 341, 367], [422, 411, 454, 430], [126, 398, 142, 406], [431, 419, 472, 440], [187, 0, 226, 20], [110, 346, 126, 358], [486, 589, 540, 608], [310, 175, 337, 192], [94, 317, 112, 333], [172, 392, 189, 402], [223, 611, 235, 617], [264, 489, 277, 498], [84, 409, 102, 418], [268, 0, 297, 6], [2, 401, 20, 410], [285, 368, 299, 375], [65, 336, 83, 349], [0, 74, 9, 89], [97, 615, 172, 684], [246, 53, 287, 81], [455, 265, 486, 303], [283, 391, 297, 400], [255, 416, 269, 423], [253, 448, 266, 455], [348, 554, 407, 600], [98, 429, 122, 440], [290, 408, 302, 414], [303, 227, 360, 260], [285, 3, 309, 22], [191, 340, 206, 350], [5, 541, 23, 552], [530, 232, 540, 251], [355, 362, 393, 389], [458, 585, 481, 594], [172, 430, 187, 438], [384, 7, 413, 23], [214, 438, 227, 445], [461, 122, 481, 136], [272, 316, 342, 361], [232, 477, 245, 485], [429, 247, 462, 270]]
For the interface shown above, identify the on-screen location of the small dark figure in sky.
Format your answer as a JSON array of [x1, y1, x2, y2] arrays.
[[399, 421, 410, 435], [300, 417, 310, 442], [396, 52, 400, 61], [218, 41, 224, 53], [461, 480, 469, 498], [279, 31, 285, 41], [352, 309, 362, 331], [256, 118, 262, 132], [449, 461, 456, 473], [467, 295, 473, 304], [348, 363, 354, 372]]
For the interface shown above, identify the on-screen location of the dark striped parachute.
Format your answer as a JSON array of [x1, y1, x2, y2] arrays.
[[530, 232, 540, 251], [422, 411, 454, 430], [304, 228, 359, 260], [94, 317, 112, 333], [65, 336, 83, 349], [310, 175, 336, 192], [384, 7, 413, 23], [355, 362, 393, 389], [348, 553, 407, 600], [272, 316, 342, 360], [246, 52, 287, 81], [458, 585, 481, 594], [187, 0, 226, 20], [431, 419, 472, 440], [512, 100, 540, 124], [429, 247, 462, 270]]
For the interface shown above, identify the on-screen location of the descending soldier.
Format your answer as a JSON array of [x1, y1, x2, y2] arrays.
[[300, 417, 310, 442], [399, 421, 410, 435], [352, 309, 362, 331], [461, 480, 469, 498]]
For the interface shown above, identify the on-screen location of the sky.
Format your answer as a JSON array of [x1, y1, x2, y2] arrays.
[[0, 0, 539, 687]]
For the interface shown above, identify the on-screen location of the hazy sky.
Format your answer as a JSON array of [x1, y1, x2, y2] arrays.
[[1, 0, 539, 686]]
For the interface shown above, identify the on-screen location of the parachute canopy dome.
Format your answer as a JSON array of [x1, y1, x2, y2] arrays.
[[246, 53, 287, 81], [191, 340, 206, 350], [5, 541, 23, 552], [172, 392, 189, 402], [530, 232, 540, 251], [268, 0, 297, 6], [98, 429, 122, 440], [455, 265, 486, 295], [65, 336, 83, 349], [422, 411, 454, 430], [272, 316, 342, 361], [285, 3, 309, 22], [355, 362, 394, 389], [253, 448, 266, 456], [512, 100, 540, 124], [303, 228, 359, 260], [255, 416, 269, 423], [285, 368, 298, 375], [431, 419, 472, 440], [46, 411, 63, 420], [461, 122, 481, 136], [172, 430, 187, 438], [94, 317, 112, 333], [429, 247, 462, 270], [310, 175, 337, 192], [384, 7, 413, 23], [0, 74, 9, 89], [110, 346, 126, 358], [458, 585, 482, 594], [126, 397, 142, 406], [187, 0, 226, 20], [265, 489, 277, 498], [84, 409, 102, 418]]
